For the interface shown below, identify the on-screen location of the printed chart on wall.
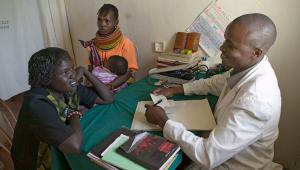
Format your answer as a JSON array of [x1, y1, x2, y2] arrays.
[[186, 0, 230, 57], [186, 0, 263, 57]]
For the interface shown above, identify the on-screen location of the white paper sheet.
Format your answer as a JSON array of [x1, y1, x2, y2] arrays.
[[150, 93, 170, 109], [131, 99, 216, 131]]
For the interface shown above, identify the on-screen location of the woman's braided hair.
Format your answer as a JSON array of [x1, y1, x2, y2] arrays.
[[28, 47, 71, 87]]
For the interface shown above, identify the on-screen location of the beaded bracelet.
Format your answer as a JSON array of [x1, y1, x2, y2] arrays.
[[66, 111, 82, 120]]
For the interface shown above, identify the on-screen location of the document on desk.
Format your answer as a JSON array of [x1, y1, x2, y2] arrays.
[[131, 99, 216, 131], [150, 93, 169, 109]]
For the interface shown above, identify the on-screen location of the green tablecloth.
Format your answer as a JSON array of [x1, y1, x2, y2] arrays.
[[51, 75, 218, 170]]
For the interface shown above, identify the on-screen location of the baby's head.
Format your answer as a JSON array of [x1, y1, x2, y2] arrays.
[[105, 55, 128, 76]]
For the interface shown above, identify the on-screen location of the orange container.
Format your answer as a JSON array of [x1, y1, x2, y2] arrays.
[[173, 32, 188, 53], [185, 32, 200, 52]]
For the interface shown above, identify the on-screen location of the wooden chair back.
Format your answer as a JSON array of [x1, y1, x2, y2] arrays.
[[0, 92, 23, 170], [0, 100, 14, 170]]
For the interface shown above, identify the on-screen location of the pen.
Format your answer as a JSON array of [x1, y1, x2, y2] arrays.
[[153, 99, 163, 106]]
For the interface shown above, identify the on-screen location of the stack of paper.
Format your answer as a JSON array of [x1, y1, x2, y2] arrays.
[[157, 50, 202, 65]]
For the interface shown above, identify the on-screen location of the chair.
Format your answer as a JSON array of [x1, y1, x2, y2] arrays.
[[0, 93, 24, 170], [4, 92, 24, 120], [0, 143, 13, 170], [0, 100, 15, 170]]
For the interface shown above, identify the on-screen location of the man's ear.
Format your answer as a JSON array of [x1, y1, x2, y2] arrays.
[[253, 48, 263, 58]]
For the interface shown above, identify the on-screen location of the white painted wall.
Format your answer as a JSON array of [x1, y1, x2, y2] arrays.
[[65, 0, 300, 168]]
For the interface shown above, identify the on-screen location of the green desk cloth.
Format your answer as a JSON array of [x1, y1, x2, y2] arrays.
[[51, 75, 218, 170]]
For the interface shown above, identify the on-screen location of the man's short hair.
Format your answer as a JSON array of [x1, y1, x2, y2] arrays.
[[232, 13, 277, 51]]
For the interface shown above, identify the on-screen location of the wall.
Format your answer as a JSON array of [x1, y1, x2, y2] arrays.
[[0, 0, 45, 100], [65, 0, 300, 169], [258, 0, 300, 168]]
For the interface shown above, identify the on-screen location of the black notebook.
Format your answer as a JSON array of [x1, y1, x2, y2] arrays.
[[118, 131, 180, 170]]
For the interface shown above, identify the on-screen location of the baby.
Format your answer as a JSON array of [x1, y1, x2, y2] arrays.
[[92, 55, 128, 93]]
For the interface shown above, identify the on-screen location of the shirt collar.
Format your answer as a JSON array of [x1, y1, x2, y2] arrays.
[[227, 56, 265, 88]]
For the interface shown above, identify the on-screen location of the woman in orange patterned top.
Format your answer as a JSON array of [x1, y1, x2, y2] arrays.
[[80, 4, 138, 88]]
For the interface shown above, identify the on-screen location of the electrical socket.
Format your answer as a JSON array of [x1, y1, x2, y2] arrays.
[[154, 41, 165, 52]]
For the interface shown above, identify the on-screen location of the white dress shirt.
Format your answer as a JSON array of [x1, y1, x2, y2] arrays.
[[163, 56, 282, 170]]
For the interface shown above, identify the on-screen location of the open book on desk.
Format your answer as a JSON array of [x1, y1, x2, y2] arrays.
[[131, 99, 216, 131]]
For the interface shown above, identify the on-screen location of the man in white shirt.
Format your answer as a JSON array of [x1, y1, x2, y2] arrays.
[[145, 13, 282, 170]]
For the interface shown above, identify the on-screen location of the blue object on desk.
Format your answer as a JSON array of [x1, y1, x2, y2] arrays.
[[51, 74, 218, 170]]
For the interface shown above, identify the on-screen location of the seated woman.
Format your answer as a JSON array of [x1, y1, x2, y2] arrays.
[[11, 47, 114, 170], [92, 55, 128, 93], [80, 3, 138, 85]]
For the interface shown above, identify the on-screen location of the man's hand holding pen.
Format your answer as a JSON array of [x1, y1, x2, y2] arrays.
[[145, 99, 169, 129]]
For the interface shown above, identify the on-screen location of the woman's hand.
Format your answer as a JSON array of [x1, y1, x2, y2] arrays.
[[75, 65, 114, 104], [74, 66, 87, 83], [145, 104, 169, 128], [152, 86, 184, 98]]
